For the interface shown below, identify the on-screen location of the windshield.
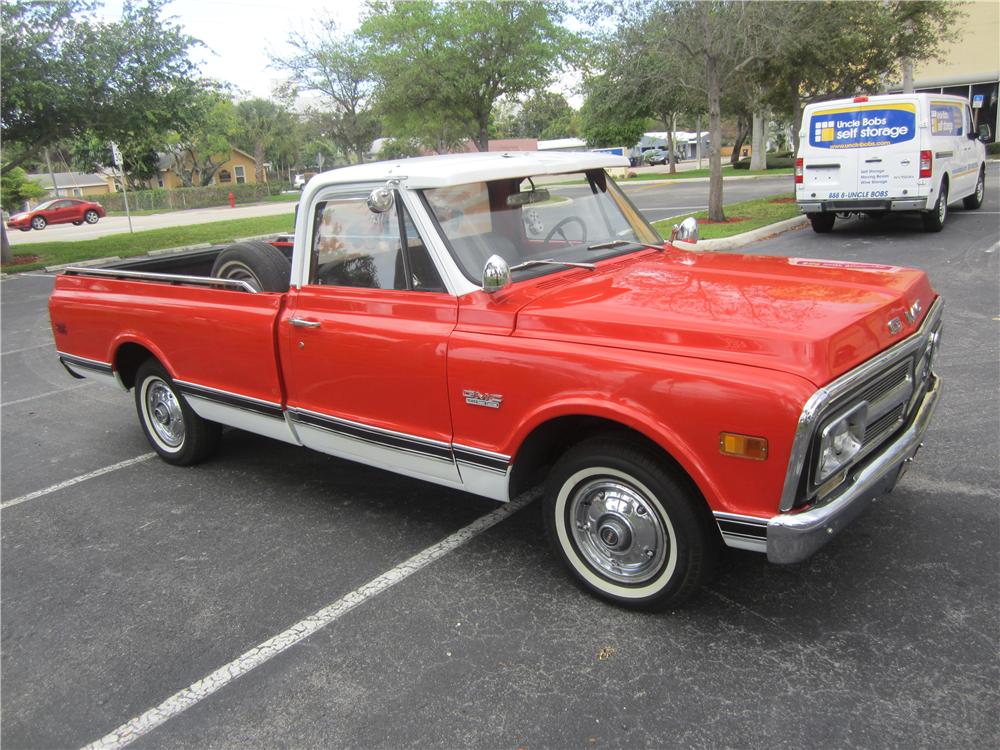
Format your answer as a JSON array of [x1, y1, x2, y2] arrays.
[[33, 200, 57, 211], [421, 169, 663, 282]]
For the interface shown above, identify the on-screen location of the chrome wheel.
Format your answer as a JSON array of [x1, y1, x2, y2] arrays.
[[143, 377, 185, 449], [568, 478, 668, 585], [938, 190, 947, 223], [84, 210, 99, 224], [976, 175, 984, 203]]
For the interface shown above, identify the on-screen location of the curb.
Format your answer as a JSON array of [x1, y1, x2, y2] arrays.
[[45, 257, 122, 272], [675, 215, 808, 252], [623, 173, 794, 187], [148, 242, 214, 256]]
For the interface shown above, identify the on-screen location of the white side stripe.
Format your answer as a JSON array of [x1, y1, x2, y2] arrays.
[[81, 491, 538, 750], [0, 454, 155, 510]]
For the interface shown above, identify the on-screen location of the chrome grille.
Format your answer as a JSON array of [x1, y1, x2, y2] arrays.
[[863, 404, 906, 447], [858, 361, 909, 406]]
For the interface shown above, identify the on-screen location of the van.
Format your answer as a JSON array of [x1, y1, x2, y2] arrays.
[[795, 93, 988, 233]]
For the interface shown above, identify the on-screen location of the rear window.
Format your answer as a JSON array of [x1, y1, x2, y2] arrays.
[[808, 103, 916, 149], [930, 102, 964, 136]]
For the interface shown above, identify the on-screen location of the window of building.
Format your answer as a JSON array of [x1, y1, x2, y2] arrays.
[[234, 165, 246, 184], [72, 188, 83, 197], [218, 169, 232, 184]]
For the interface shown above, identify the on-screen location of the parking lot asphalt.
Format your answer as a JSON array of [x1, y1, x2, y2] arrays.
[[2, 166, 997, 749]]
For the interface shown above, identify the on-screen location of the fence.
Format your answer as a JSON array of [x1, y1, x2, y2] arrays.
[[99, 181, 294, 212]]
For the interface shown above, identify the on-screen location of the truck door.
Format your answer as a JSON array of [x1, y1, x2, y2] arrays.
[[279, 188, 462, 486], [929, 99, 969, 197]]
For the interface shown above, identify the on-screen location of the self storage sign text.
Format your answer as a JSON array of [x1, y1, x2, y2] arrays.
[[809, 107, 916, 149]]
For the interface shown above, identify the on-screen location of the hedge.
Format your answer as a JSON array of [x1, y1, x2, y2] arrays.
[[98, 181, 293, 212], [988, 141, 1000, 156], [732, 156, 796, 170]]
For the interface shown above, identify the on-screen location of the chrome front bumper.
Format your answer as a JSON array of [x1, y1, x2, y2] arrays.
[[766, 374, 942, 564]]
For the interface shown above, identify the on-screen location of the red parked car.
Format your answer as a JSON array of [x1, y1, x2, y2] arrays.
[[6, 198, 106, 231]]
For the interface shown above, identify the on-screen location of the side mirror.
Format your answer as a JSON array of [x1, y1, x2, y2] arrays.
[[367, 186, 394, 213], [979, 123, 992, 143], [670, 216, 699, 245], [482, 254, 511, 294]]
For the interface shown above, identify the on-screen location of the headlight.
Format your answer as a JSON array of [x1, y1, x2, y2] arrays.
[[816, 402, 868, 484]]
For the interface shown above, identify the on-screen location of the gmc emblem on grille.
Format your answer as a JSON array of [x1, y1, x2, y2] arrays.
[[904, 298, 923, 324], [888, 317, 903, 335]]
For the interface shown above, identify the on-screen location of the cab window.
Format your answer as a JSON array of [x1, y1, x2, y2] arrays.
[[309, 193, 444, 292], [930, 103, 963, 136]]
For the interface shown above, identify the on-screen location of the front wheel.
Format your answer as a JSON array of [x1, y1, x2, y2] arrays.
[[923, 182, 948, 232], [963, 168, 985, 210], [543, 437, 718, 610], [808, 212, 835, 233], [134, 360, 221, 465], [31, 216, 46, 230], [84, 210, 100, 224]]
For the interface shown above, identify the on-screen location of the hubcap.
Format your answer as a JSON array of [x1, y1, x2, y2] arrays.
[[145, 378, 185, 448], [939, 192, 947, 221], [977, 177, 984, 201], [569, 479, 667, 584], [217, 261, 262, 292]]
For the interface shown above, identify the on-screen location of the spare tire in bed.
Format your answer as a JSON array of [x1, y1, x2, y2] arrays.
[[210, 240, 291, 292]]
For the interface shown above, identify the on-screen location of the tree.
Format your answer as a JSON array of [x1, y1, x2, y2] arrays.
[[234, 99, 294, 181], [579, 75, 648, 149], [1, 0, 201, 175], [514, 92, 577, 139], [271, 20, 380, 164], [0, 168, 48, 213], [360, 0, 572, 151], [69, 131, 160, 189], [647, 1, 777, 220], [757, 1, 962, 151], [164, 89, 239, 187]]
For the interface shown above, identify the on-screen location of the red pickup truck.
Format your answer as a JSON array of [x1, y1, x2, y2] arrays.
[[49, 152, 942, 609]]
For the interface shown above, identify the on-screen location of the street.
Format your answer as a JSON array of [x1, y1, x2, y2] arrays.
[[1, 166, 997, 749]]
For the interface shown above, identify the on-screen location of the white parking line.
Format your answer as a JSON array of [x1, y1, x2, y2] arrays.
[[1, 342, 53, 355], [1, 382, 92, 407], [0, 453, 155, 510], [81, 490, 538, 750]]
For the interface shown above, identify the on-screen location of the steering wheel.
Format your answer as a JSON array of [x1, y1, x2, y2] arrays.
[[543, 216, 587, 248]]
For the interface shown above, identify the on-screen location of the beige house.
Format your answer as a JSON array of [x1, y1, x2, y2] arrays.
[[148, 147, 263, 189], [28, 171, 116, 199]]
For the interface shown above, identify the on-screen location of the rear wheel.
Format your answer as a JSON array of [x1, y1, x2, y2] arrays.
[[963, 168, 985, 210], [134, 360, 221, 465], [808, 212, 835, 233], [84, 209, 100, 224], [210, 240, 291, 292], [923, 181, 948, 232], [31, 216, 46, 230], [543, 437, 718, 610]]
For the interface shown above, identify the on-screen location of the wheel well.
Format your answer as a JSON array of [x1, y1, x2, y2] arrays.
[[115, 343, 156, 389], [508, 415, 705, 506]]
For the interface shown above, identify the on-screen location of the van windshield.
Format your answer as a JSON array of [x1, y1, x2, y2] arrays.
[[421, 169, 663, 282]]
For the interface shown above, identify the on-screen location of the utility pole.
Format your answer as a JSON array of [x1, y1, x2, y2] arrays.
[[45, 148, 60, 197], [696, 114, 703, 169]]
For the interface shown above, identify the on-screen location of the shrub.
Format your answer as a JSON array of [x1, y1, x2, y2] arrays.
[[987, 141, 1000, 156], [98, 181, 288, 212], [732, 156, 796, 170]]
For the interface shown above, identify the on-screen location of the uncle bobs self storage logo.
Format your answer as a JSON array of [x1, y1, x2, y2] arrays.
[[809, 103, 916, 149]]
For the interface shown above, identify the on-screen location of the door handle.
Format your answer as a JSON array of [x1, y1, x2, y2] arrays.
[[290, 317, 321, 328], [865, 158, 882, 163]]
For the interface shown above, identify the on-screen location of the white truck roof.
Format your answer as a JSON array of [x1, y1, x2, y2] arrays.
[[310, 151, 629, 190]]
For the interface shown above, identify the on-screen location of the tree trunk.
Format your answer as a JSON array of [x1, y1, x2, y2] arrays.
[[666, 113, 677, 175], [476, 118, 489, 152], [788, 79, 803, 153], [707, 61, 725, 222], [730, 115, 750, 166], [749, 110, 767, 170], [1, 223, 12, 265], [254, 141, 266, 182]]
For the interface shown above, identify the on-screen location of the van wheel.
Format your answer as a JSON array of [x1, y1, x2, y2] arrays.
[[543, 437, 718, 610], [134, 360, 221, 466], [211, 240, 291, 292], [923, 182, 948, 232], [963, 168, 985, 210], [808, 213, 835, 233]]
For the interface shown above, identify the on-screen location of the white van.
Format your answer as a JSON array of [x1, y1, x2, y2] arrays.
[[796, 93, 988, 233]]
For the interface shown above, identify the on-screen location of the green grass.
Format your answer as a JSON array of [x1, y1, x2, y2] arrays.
[[651, 194, 799, 240], [3, 212, 295, 273]]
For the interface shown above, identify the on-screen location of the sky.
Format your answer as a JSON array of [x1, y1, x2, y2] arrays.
[[97, 0, 586, 107]]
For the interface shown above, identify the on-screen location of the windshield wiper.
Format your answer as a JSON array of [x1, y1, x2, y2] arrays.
[[587, 239, 665, 252], [509, 258, 596, 272]]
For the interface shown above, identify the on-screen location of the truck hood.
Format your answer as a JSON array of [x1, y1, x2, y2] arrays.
[[514, 249, 936, 386]]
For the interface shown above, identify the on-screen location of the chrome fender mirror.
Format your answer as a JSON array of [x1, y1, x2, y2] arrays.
[[482, 254, 511, 294], [367, 185, 394, 213], [670, 216, 698, 245]]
